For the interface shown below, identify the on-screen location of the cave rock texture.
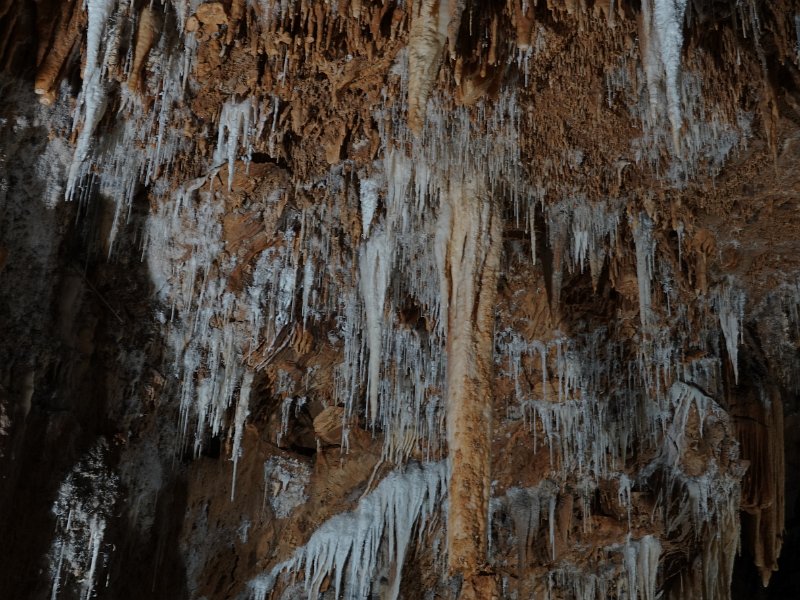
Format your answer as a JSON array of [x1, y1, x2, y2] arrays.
[[2, 1, 800, 599]]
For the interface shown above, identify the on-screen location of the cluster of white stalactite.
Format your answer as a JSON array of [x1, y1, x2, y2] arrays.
[[53, 0, 754, 485], [606, 46, 752, 186], [640, 0, 689, 151], [491, 479, 662, 600], [213, 98, 259, 190], [60, 1, 198, 252], [491, 480, 560, 566], [37, 2, 786, 598], [493, 272, 747, 600], [545, 196, 621, 309], [250, 461, 447, 600], [540, 536, 661, 600], [144, 177, 299, 493], [330, 48, 535, 464], [495, 325, 738, 481], [655, 382, 743, 600]]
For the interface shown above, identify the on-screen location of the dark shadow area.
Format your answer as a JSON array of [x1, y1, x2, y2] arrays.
[[0, 10, 190, 593]]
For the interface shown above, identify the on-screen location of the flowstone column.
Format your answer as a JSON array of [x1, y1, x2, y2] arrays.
[[438, 174, 501, 596]]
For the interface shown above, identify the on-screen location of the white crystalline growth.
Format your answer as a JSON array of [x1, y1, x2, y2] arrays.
[[623, 535, 661, 600], [248, 0, 299, 29], [66, 0, 117, 200], [714, 281, 746, 384], [359, 175, 381, 238], [49, 441, 119, 600], [648, 382, 743, 599], [665, 381, 713, 464], [359, 223, 394, 428], [353, 151, 415, 434], [230, 370, 254, 500], [341, 175, 448, 459], [530, 397, 610, 478], [495, 328, 548, 407], [84, 1, 116, 85], [145, 178, 296, 492], [495, 329, 656, 481], [632, 213, 656, 329], [542, 535, 660, 600], [332, 89, 529, 463], [57, 0, 197, 250], [380, 326, 446, 463], [608, 55, 751, 185], [263, 456, 311, 519], [545, 197, 621, 308], [654, 381, 743, 562], [640, 0, 689, 150], [251, 461, 447, 600], [491, 480, 559, 566], [213, 98, 258, 190], [570, 199, 620, 278], [145, 180, 233, 448], [795, 14, 800, 64], [618, 473, 633, 527]]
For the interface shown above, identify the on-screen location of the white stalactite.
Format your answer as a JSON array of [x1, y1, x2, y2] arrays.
[[251, 461, 447, 600], [640, 0, 689, 151]]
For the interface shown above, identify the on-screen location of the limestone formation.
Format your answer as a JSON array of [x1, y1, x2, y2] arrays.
[[1, 2, 799, 599]]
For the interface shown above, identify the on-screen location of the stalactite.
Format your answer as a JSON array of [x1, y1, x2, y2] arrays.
[[737, 384, 785, 587], [439, 174, 502, 595], [251, 461, 447, 600], [639, 0, 689, 152], [34, 0, 85, 105], [127, 7, 161, 92], [406, 0, 449, 133]]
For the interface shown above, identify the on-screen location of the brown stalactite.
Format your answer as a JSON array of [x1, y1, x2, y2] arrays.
[[407, 0, 448, 133], [738, 385, 786, 587], [441, 174, 501, 594], [34, 0, 84, 104], [128, 7, 161, 92]]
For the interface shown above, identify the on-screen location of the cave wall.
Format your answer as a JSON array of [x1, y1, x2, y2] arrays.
[[1, 1, 800, 599]]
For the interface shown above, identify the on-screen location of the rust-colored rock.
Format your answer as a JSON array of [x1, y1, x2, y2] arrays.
[[195, 2, 227, 26]]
